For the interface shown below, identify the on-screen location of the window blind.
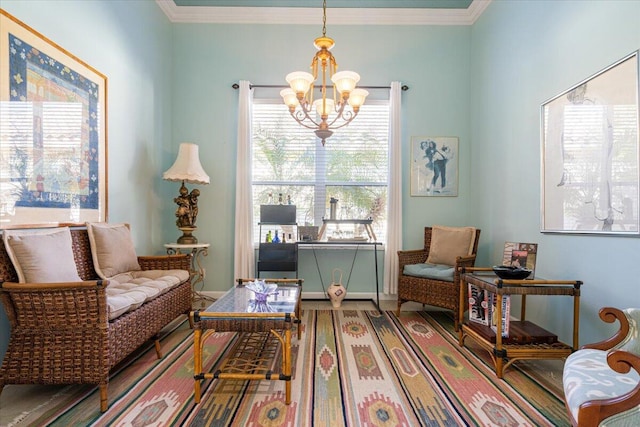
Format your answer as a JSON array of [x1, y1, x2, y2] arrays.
[[251, 100, 390, 243]]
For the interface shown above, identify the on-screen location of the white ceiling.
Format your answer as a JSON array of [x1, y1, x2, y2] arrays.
[[156, 0, 491, 25]]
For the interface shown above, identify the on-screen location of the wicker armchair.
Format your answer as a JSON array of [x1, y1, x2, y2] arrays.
[[562, 307, 640, 427], [396, 227, 480, 331]]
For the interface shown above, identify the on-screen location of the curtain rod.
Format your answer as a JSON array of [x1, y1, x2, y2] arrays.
[[232, 83, 409, 91]]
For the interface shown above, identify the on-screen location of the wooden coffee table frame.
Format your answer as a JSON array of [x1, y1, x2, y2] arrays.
[[458, 267, 582, 378], [191, 282, 301, 405]]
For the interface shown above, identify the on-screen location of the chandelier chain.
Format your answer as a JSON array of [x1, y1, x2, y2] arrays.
[[322, 0, 327, 37]]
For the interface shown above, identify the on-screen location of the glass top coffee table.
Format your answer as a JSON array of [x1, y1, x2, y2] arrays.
[[191, 279, 302, 405]]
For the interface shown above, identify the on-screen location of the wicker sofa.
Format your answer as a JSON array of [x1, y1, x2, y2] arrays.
[[0, 226, 192, 412]]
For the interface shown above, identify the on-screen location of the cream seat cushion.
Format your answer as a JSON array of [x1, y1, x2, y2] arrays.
[[86, 222, 190, 320], [86, 222, 141, 279], [2, 227, 81, 283], [105, 270, 189, 320], [426, 225, 476, 266]]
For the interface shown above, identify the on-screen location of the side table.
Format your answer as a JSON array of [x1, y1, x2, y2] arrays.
[[458, 267, 582, 378], [165, 243, 211, 307]]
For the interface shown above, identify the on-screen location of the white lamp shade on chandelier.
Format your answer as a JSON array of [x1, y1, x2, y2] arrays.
[[163, 143, 210, 185], [331, 71, 360, 95], [313, 97, 335, 117]]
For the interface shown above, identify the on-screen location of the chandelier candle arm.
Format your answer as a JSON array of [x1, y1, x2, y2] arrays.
[[280, 0, 368, 146]]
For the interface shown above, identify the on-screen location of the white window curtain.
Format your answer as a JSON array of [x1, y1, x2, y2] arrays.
[[234, 81, 255, 279], [383, 81, 403, 294]]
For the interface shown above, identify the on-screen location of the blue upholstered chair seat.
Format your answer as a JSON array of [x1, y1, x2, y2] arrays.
[[562, 307, 640, 426], [563, 348, 640, 426], [402, 262, 455, 282]]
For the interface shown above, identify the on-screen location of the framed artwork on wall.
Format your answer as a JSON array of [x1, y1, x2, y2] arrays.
[[541, 50, 639, 235], [0, 10, 108, 229], [410, 136, 459, 196]]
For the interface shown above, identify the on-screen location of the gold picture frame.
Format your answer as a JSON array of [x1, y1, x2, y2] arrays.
[[0, 10, 107, 228]]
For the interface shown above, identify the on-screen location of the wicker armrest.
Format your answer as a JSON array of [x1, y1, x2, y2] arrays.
[[0, 280, 108, 327], [397, 249, 428, 269], [453, 255, 477, 280], [1, 279, 105, 290], [581, 307, 630, 351], [138, 254, 190, 271], [454, 254, 477, 267]]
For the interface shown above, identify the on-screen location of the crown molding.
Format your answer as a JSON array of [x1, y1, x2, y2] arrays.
[[155, 0, 491, 25]]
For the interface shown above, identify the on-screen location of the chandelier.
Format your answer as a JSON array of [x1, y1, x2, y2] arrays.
[[280, 0, 368, 146]]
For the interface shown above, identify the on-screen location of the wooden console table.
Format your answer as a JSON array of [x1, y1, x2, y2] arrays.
[[458, 267, 582, 378]]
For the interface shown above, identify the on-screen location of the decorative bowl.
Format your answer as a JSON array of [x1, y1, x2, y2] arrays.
[[492, 265, 532, 280], [245, 280, 278, 303]]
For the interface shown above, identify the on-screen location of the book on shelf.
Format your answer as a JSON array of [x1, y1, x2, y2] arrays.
[[468, 283, 490, 326], [490, 293, 510, 338], [467, 320, 558, 344], [502, 242, 538, 279]]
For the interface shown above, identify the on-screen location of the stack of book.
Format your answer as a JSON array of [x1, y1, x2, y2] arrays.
[[467, 283, 557, 344], [468, 283, 510, 337]]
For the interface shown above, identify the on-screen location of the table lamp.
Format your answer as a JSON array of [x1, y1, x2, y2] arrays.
[[163, 143, 210, 244]]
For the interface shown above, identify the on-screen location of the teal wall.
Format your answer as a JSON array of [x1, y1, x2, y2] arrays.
[[1, 0, 639, 358], [170, 22, 472, 296], [470, 0, 640, 345], [0, 0, 173, 359]]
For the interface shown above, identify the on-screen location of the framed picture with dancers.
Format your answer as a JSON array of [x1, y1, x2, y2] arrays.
[[410, 136, 459, 197]]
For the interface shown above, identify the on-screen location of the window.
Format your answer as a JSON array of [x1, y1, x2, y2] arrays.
[[251, 99, 389, 244], [0, 101, 85, 219]]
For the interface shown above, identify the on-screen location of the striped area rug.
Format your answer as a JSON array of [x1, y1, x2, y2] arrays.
[[4, 310, 569, 426]]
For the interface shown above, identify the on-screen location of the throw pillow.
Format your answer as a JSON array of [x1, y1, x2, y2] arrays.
[[2, 227, 81, 283], [87, 222, 141, 279], [426, 225, 476, 266]]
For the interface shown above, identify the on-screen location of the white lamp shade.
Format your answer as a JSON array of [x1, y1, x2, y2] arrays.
[[286, 71, 314, 95], [348, 88, 369, 108], [313, 97, 335, 116], [280, 88, 299, 108], [331, 70, 360, 94], [163, 143, 210, 184]]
